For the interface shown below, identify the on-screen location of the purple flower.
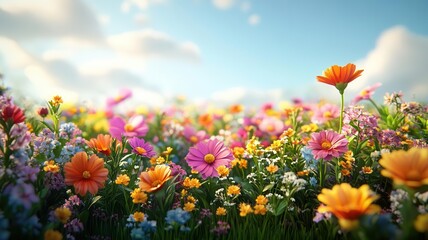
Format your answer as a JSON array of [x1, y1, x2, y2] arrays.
[[128, 137, 156, 158], [65, 218, 84, 233], [185, 139, 234, 179], [4, 183, 39, 210], [352, 83, 382, 104], [10, 123, 31, 150], [211, 221, 230, 236], [182, 125, 208, 144], [44, 172, 66, 190], [16, 165, 39, 183]]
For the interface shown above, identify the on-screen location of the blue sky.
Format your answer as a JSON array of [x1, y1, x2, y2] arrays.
[[1, 0, 428, 108]]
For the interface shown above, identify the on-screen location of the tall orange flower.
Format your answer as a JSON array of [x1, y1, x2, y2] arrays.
[[86, 134, 112, 156], [64, 152, 109, 196], [379, 148, 428, 190], [316, 63, 364, 93], [317, 183, 380, 231], [139, 165, 172, 192]]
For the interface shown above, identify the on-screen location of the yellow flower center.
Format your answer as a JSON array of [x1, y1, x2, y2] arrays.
[[82, 171, 91, 179], [190, 136, 198, 143], [323, 111, 332, 118], [124, 123, 134, 132], [321, 140, 332, 150], [266, 124, 275, 132], [135, 147, 147, 155], [204, 154, 215, 164], [151, 180, 161, 187]]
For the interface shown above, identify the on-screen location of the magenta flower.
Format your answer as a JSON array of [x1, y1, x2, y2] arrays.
[[352, 83, 382, 104], [109, 115, 148, 139], [182, 125, 209, 144], [307, 130, 348, 161], [185, 138, 234, 179], [128, 137, 156, 158], [311, 103, 340, 124]]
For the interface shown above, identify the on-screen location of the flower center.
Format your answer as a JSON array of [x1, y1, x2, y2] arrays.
[[135, 147, 147, 155], [151, 180, 161, 187], [204, 154, 215, 164], [323, 111, 332, 118], [321, 140, 332, 150], [82, 171, 91, 179], [190, 136, 198, 143], [124, 123, 134, 132], [266, 124, 275, 132]]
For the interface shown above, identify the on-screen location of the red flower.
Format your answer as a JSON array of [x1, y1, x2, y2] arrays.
[[316, 63, 363, 93], [2, 105, 25, 124]]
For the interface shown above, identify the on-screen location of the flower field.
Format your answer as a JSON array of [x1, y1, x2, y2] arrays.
[[1, 64, 427, 240]]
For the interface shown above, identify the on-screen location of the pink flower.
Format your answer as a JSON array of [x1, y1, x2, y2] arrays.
[[311, 103, 340, 124], [128, 137, 156, 158], [352, 83, 382, 104], [182, 125, 209, 144], [185, 139, 234, 179], [307, 130, 348, 161], [106, 89, 132, 108], [109, 115, 148, 139], [258, 117, 284, 136]]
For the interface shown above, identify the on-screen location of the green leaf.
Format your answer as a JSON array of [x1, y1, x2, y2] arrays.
[[263, 183, 274, 192]]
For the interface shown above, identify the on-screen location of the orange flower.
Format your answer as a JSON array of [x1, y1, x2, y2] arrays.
[[316, 63, 363, 93], [139, 165, 172, 192], [317, 183, 380, 231], [86, 134, 112, 156], [64, 152, 109, 196], [379, 148, 428, 189]]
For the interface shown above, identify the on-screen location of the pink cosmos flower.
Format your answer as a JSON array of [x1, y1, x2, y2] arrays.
[[311, 103, 340, 124], [258, 117, 284, 136], [352, 83, 382, 104], [307, 130, 348, 161], [109, 115, 148, 139], [128, 137, 156, 158], [182, 125, 209, 144], [185, 138, 234, 179]]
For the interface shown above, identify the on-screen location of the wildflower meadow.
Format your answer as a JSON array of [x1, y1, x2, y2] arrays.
[[0, 63, 427, 240]]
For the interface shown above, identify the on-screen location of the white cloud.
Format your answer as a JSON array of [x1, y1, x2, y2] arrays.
[[134, 14, 150, 26], [248, 14, 260, 26], [98, 14, 111, 26], [107, 30, 201, 62], [0, 0, 103, 43], [351, 26, 428, 102], [212, 0, 235, 10], [240, 2, 251, 12], [121, 0, 165, 12]]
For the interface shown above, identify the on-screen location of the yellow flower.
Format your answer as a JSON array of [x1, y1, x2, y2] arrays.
[[186, 195, 196, 203], [133, 211, 145, 222], [238, 159, 248, 169], [254, 204, 267, 215], [216, 207, 227, 216], [162, 147, 173, 156], [317, 183, 380, 231], [130, 188, 148, 204], [239, 203, 253, 217], [281, 128, 295, 137], [54, 207, 71, 224], [379, 148, 428, 189], [44, 229, 63, 240], [43, 160, 60, 173], [183, 202, 196, 212], [343, 151, 355, 162], [115, 174, 130, 186], [266, 164, 279, 174], [255, 195, 268, 205], [233, 147, 245, 158], [216, 165, 230, 177], [50, 95, 63, 107], [341, 169, 351, 177], [155, 156, 166, 165], [231, 158, 240, 168], [362, 166, 373, 174], [182, 177, 201, 189], [414, 213, 428, 232], [227, 185, 240, 196], [297, 170, 309, 177]]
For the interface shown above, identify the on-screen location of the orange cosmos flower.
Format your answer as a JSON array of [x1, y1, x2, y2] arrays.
[[139, 165, 172, 192], [317, 183, 380, 231], [86, 134, 112, 156], [316, 63, 363, 93], [379, 148, 428, 190], [64, 152, 109, 196]]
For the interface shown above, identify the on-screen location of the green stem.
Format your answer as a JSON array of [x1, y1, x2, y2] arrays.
[[319, 159, 325, 188], [339, 92, 344, 134]]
